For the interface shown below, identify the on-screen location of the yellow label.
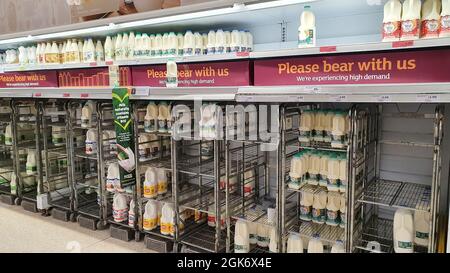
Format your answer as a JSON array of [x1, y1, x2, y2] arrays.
[[143, 217, 157, 230], [160, 222, 170, 234], [143, 185, 157, 197], [158, 182, 167, 193]]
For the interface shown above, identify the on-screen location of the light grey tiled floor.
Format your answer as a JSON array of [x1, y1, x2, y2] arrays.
[[0, 203, 155, 253]]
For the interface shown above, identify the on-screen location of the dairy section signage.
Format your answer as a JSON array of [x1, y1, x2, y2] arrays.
[[58, 67, 132, 87], [132, 60, 251, 87], [253, 48, 450, 86], [0, 71, 58, 88]]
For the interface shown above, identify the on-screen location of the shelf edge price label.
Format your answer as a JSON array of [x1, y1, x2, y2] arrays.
[[63, 93, 70, 98], [80, 93, 89, 98], [319, 46, 337, 53], [303, 86, 320, 93], [392, 40, 414, 48], [416, 94, 439, 102], [288, 95, 305, 102], [34, 92, 42, 97], [375, 95, 392, 102], [132, 87, 150, 96], [331, 95, 347, 102]]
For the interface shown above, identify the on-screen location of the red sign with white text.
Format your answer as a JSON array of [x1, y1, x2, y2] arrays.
[[132, 61, 251, 87], [58, 67, 132, 87], [0, 71, 58, 88], [254, 49, 450, 86]]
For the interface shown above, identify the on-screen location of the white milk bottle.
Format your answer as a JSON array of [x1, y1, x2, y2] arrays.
[[216, 29, 225, 54], [194, 32, 203, 56], [72, 39, 81, 63], [51, 126, 65, 146], [106, 163, 120, 192], [401, 0, 422, 41], [246, 31, 253, 52], [142, 33, 151, 58], [135, 33, 143, 58], [144, 102, 158, 132], [300, 187, 314, 221], [315, 110, 326, 142], [158, 102, 170, 132], [257, 224, 270, 248], [157, 168, 168, 195], [149, 34, 156, 57], [149, 134, 160, 159], [85, 129, 97, 155], [234, 220, 250, 253], [308, 150, 320, 185], [108, 130, 117, 155], [184, 30, 195, 56], [319, 152, 328, 187], [95, 40, 104, 62], [26, 150, 37, 175], [324, 110, 334, 143], [338, 154, 347, 193], [202, 34, 208, 54], [161, 203, 175, 236], [332, 111, 346, 148], [5, 123, 12, 145], [307, 234, 324, 253], [244, 169, 255, 197], [248, 221, 258, 245], [44, 42, 51, 63], [143, 200, 159, 231], [168, 32, 178, 56], [393, 208, 414, 253], [331, 240, 345, 253], [269, 226, 278, 253], [18, 46, 28, 65], [239, 31, 247, 52], [128, 199, 135, 227], [138, 134, 151, 160], [289, 153, 302, 189], [113, 193, 128, 223], [231, 30, 241, 53], [128, 32, 135, 59], [166, 59, 178, 88], [121, 33, 129, 60], [10, 172, 17, 195], [326, 191, 341, 226], [115, 33, 123, 60], [441, 0, 450, 37], [82, 39, 88, 62], [299, 109, 313, 143], [50, 42, 60, 64], [421, 0, 441, 39], [143, 167, 158, 199], [156, 34, 164, 56], [77, 40, 84, 61], [287, 234, 304, 253], [298, 5, 316, 48], [81, 101, 94, 128], [312, 189, 327, 224], [207, 30, 216, 55], [339, 192, 346, 229], [414, 210, 431, 247], [36, 43, 41, 64], [382, 0, 402, 42], [177, 33, 184, 56], [104, 36, 114, 62], [85, 38, 96, 63], [162, 33, 169, 56], [224, 31, 231, 53], [327, 153, 340, 192]]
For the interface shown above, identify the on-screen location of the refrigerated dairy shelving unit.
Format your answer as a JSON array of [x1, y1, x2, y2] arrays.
[[0, 99, 15, 205]]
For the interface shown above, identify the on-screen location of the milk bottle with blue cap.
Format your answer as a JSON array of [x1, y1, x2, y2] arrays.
[[234, 220, 250, 253]]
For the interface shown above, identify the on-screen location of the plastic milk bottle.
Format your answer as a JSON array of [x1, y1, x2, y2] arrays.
[[382, 0, 403, 42], [401, 0, 422, 41]]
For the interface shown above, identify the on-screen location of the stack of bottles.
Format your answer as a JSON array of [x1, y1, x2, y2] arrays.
[[143, 101, 172, 133], [234, 218, 277, 253], [393, 207, 431, 253], [0, 29, 253, 65], [298, 186, 346, 229], [143, 200, 188, 236], [382, 0, 450, 42], [289, 150, 348, 193], [299, 109, 350, 149], [142, 167, 169, 199], [138, 133, 170, 161]]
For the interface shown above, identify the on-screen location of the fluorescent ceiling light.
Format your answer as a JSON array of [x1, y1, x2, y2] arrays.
[[0, 36, 33, 45], [34, 25, 112, 40]]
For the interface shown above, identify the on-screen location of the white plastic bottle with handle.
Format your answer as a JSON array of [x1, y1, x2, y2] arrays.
[[441, 0, 450, 37], [382, 0, 402, 42], [298, 5, 316, 48]]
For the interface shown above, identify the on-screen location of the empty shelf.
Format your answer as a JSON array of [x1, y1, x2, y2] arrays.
[[289, 221, 345, 245]]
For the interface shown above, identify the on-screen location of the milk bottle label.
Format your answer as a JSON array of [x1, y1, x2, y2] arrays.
[[143, 217, 157, 230], [401, 19, 420, 39], [168, 48, 177, 56], [441, 16, 450, 34], [86, 140, 97, 154], [397, 241, 413, 250], [340, 212, 346, 228], [106, 178, 116, 192], [257, 235, 270, 246], [26, 165, 37, 173], [216, 46, 225, 54], [160, 222, 170, 234], [144, 184, 157, 197], [326, 210, 340, 226], [194, 48, 202, 55], [178, 48, 184, 56], [128, 212, 135, 227], [158, 119, 168, 132], [158, 181, 167, 194], [416, 231, 429, 239], [382, 21, 401, 40], [207, 47, 215, 55], [235, 244, 249, 252], [144, 119, 156, 132], [300, 205, 312, 221], [312, 208, 326, 223], [185, 48, 194, 56], [298, 29, 315, 47], [421, 19, 440, 38]]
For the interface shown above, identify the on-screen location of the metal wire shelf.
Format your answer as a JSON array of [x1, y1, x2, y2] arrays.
[[289, 221, 345, 245], [180, 223, 226, 253], [359, 178, 431, 212]]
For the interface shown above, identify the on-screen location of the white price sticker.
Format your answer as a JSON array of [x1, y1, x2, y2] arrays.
[[417, 94, 439, 102], [331, 95, 347, 102], [375, 95, 392, 102], [304, 86, 320, 93], [288, 95, 305, 102], [132, 87, 150, 96]]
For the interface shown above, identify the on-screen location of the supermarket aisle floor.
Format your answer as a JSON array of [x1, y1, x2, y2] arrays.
[[0, 203, 155, 253]]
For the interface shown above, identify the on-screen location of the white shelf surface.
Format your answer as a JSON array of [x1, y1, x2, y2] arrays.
[[0, 87, 112, 99]]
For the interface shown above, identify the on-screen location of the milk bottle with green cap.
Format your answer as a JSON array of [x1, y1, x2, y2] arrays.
[[155, 34, 163, 56], [298, 5, 316, 48], [289, 153, 302, 189], [26, 149, 37, 175], [133, 33, 142, 58], [326, 191, 341, 226], [224, 31, 231, 53], [142, 33, 150, 58], [300, 187, 313, 221], [339, 154, 347, 193], [248, 221, 258, 245], [332, 111, 346, 148], [327, 153, 340, 191], [162, 33, 169, 56], [339, 192, 346, 228], [393, 208, 414, 253], [231, 30, 241, 53], [308, 150, 320, 185], [216, 29, 225, 54], [144, 102, 158, 133], [299, 109, 313, 143], [268, 226, 278, 253], [150, 34, 157, 57], [104, 36, 114, 62], [256, 223, 270, 248], [207, 30, 216, 55], [324, 110, 334, 143], [177, 33, 184, 56], [184, 31, 195, 56], [319, 151, 328, 187], [158, 102, 170, 132], [414, 209, 431, 247], [128, 32, 135, 59], [166, 59, 178, 88], [168, 32, 178, 56]]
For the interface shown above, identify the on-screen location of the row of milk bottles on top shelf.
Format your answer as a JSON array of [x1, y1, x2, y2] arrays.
[[383, 0, 450, 42], [143, 102, 172, 133], [300, 187, 346, 227], [393, 207, 431, 253], [289, 150, 348, 193], [299, 109, 350, 149]]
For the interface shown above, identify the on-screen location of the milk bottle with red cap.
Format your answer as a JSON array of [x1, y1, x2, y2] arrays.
[[382, 0, 402, 42], [440, 0, 450, 37], [401, 0, 422, 40]]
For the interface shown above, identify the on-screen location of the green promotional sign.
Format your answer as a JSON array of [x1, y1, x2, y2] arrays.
[[112, 87, 136, 186]]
